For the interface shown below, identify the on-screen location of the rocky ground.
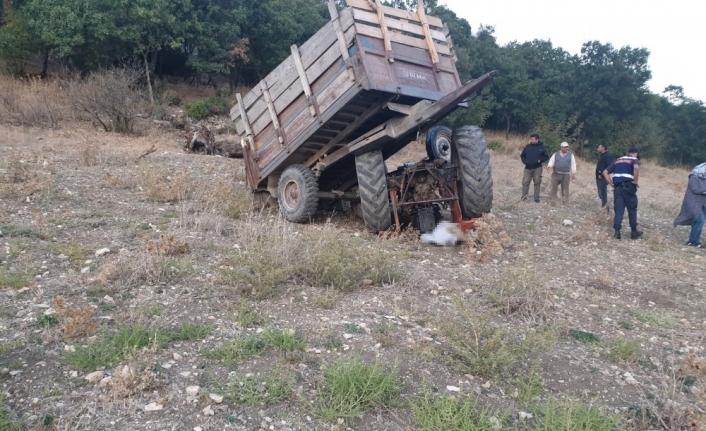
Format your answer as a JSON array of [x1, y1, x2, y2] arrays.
[[0, 124, 704, 431]]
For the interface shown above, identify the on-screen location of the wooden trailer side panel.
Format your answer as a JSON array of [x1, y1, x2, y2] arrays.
[[231, 7, 358, 189]]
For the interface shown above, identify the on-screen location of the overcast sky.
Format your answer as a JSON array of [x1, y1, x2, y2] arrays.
[[439, 0, 706, 103]]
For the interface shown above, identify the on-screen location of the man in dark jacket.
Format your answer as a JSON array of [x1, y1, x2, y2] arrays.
[[595, 144, 613, 209], [674, 163, 706, 247], [520, 134, 550, 203]]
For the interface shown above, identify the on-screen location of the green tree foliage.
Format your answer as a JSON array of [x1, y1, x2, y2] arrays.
[[0, 0, 704, 166]]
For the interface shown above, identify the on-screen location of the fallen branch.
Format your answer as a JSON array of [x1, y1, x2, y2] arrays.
[[135, 145, 157, 163]]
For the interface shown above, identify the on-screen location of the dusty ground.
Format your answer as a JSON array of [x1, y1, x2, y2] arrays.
[[0, 124, 704, 431]]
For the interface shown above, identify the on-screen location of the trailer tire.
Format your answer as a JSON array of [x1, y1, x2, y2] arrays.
[[277, 165, 319, 223], [355, 150, 392, 232], [425, 125, 453, 163], [452, 126, 493, 218]]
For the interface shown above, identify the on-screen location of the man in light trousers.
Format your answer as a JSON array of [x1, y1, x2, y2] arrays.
[[547, 142, 577, 203]]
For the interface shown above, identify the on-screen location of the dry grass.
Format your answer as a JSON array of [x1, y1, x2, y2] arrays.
[[0, 152, 54, 199], [144, 234, 190, 257], [0, 74, 67, 127], [102, 358, 161, 400], [484, 267, 552, 323], [49, 297, 98, 340], [141, 168, 192, 203], [465, 214, 513, 263], [427, 298, 558, 378]]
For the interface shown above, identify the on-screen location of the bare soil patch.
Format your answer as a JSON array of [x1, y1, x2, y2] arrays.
[[1, 125, 704, 430]]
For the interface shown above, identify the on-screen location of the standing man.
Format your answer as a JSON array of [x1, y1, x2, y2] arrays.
[[595, 144, 613, 209], [673, 163, 706, 248], [603, 147, 643, 240], [547, 142, 577, 203], [520, 133, 550, 203]]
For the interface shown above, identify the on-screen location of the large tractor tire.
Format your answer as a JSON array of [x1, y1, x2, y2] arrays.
[[355, 150, 392, 232], [277, 164, 319, 223], [425, 125, 452, 163], [452, 126, 493, 218]]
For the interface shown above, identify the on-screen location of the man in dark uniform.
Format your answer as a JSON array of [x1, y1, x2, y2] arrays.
[[595, 144, 613, 210], [520, 134, 550, 203], [603, 147, 643, 240]]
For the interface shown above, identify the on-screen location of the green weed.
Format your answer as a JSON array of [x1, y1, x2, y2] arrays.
[[515, 367, 544, 404], [343, 323, 365, 334], [0, 394, 22, 431], [411, 390, 502, 431], [65, 324, 168, 370], [0, 269, 34, 289], [36, 314, 60, 327], [315, 356, 402, 420], [206, 335, 267, 365], [570, 329, 600, 343], [431, 300, 557, 379], [529, 397, 623, 431], [604, 338, 641, 363], [264, 328, 306, 352], [628, 309, 680, 328], [166, 322, 213, 341], [232, 305, 265, 328], [222, 370, 293, 406]]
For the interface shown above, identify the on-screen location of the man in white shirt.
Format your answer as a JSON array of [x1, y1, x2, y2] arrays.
[[547, 142, 577, 203]]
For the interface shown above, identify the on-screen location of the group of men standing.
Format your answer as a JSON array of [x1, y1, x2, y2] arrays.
[[519, 134, 643, 240]]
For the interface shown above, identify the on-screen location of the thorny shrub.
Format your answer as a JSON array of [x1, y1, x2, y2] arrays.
[[466, 214, 513, 263], [67, 68, 148, 134], [49, 297, 98, 340], [428, 298, 557, 379], [483, 268, 552, 323]]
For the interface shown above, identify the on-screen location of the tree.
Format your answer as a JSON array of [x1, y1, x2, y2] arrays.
[[123, 0, 192, 104]]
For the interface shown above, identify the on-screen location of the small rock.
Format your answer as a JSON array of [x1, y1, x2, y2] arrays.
[[95, 248, 111, 257], [209, 394, 224, 404], [80, 267, 90, 274], [102, 295, 114, 304], [342, 333, 353, 339], [144, 402, 164, 411], [161, 363, 172, 369], [186, 385, 200, 396], [194, 427, 202, 431], [85, 371, 104, 383], [563, 219, 574, 226], [173, 353, 183, 361], [99, 377, 112, 387], [202, 405, 214, 416], [519, 411, 533, 420], [446, 385, 460, 392], [69, 370, 78, 377], [9, 370, 21, 376]]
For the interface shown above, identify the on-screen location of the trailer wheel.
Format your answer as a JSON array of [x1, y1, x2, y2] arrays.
[[452, 126, 493, 218], [277, 165, 319, 223], [425, 125, 452, 163], [355, 150, 392, 232]]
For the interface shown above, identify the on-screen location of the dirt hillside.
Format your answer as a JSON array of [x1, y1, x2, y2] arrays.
[[1, 124, 704, 431]]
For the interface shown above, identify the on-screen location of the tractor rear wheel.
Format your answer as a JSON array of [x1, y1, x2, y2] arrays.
[[277, 164, 319, 223], [452, 126, 493, 218], [355, 150, 391, 232]]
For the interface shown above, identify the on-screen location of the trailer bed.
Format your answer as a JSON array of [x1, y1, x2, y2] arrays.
[[231, 0, 463, 192]]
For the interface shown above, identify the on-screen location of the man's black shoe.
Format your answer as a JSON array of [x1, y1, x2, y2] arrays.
[[630, 230, 643, 240], [534, 199, 540, 203], [614, 229, 621, 240]]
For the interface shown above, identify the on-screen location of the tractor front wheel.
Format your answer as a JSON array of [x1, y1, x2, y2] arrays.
[[452, 126, 493, 218]]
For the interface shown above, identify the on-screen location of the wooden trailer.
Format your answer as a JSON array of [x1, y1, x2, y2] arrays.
[[231, 0, 495, 231]]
